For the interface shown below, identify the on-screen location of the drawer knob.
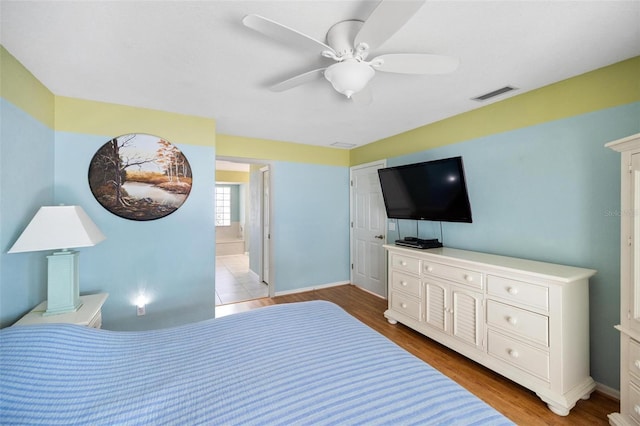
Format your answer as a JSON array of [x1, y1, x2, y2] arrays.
[[464, 274, 473, 282], [401, 281, 408, 286], [508, 349, 519, 358], [400, 302, 407, 309], [506, 316, 518, 325], [635, 405, 640, 416], [507, 286, 519, 295], [400, 261, 407, 266], [426, 265, 434, 272], [634, 360, 640, 370]]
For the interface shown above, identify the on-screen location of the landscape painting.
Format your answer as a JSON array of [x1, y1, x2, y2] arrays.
[[88, 133, 192, 221]]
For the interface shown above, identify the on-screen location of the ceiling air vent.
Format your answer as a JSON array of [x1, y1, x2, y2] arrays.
[[331, 142, 356, 149], [472, 86, 518, 102]]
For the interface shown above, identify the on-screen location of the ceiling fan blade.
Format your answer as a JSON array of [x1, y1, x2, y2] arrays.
[[243, 14, 336, 56], [372, 54, 459, 75], [355, 0, 425, 52], [270, 68, 327, 92]]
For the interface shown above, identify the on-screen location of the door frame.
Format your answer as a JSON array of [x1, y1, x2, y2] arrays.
[[349, 159, 388, 296], [216, 156, 275, 298], [260, 165, 273, 296]]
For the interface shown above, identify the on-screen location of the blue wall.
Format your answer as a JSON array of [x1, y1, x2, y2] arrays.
[[386, 102, 640, 390], [271, 162, 350, 292], [0, 100, 54, 327], [53, 132, 216, 331]]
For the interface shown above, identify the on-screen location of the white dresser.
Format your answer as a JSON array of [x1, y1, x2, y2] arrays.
[[606, 132, 640, 425], [384, 245, 596, 415]]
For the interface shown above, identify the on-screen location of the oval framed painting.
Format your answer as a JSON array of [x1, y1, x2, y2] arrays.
[[88, 133, 192, 221]]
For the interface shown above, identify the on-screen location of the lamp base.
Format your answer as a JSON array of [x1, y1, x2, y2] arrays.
[[44, 250, 82, 315], [43, 302, 83, 316]]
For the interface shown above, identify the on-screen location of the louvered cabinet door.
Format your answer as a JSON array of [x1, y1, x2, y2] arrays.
[[424, 279, 483, 350], [424, 280, 448, 333], [451, 287, 484, 348]]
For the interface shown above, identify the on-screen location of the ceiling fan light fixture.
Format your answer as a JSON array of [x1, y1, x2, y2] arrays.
[[324, 60, 375, 98]]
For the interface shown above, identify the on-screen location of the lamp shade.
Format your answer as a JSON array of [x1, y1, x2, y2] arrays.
[[324, 59, 375, 98], [8, 206, 106, 253]]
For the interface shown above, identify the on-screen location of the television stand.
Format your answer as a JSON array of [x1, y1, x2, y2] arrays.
[[384, 244, 596, 416]]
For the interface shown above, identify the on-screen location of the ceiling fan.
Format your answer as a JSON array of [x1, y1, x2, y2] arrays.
[[242, 0, 459, 100]]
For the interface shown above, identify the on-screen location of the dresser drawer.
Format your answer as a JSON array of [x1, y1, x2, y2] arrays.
[[423, 261, 483, 290], [390, 292, 422, 321], [487, 275, 549, 312], [487, 300, 548, 346], [391, 271, 421, 298], [390, 253, 421, 275], [629, 338, 640, 380], [488, 330, 550, 381], [629, 381, 640, 424]]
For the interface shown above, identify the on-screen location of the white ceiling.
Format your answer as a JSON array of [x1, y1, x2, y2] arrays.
[[1, 1, 639, 149]]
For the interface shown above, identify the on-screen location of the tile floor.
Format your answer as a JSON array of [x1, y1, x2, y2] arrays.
[[215, 254, 268, 305]]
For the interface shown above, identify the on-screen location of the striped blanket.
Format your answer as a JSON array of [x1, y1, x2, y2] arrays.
[[1, 301, 513, 425]]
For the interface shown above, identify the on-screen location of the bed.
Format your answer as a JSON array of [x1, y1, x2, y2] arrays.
[[1, 301, 513, 425]]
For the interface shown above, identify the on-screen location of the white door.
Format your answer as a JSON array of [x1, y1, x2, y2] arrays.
[[350, 161, 387, 297], [262, 167, 271, 286]]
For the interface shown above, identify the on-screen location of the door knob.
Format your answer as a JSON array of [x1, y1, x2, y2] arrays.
[[374, 235, 384, 239]]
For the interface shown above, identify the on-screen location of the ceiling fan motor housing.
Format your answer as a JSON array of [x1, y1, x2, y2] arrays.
[[326, 20, 366, 60]]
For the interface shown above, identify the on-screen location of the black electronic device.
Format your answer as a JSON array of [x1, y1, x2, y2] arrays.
[[395, 238, 443, 249], [378, 156, 472, 223]]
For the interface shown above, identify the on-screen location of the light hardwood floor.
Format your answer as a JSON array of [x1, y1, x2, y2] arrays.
[[216, 284, 619, 425]]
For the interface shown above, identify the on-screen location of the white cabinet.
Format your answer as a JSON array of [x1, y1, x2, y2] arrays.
[[606, 132, 640, 425], [13, 293, 108, 328], [423, 273, 484, 349], [384, 245, 596, 416]]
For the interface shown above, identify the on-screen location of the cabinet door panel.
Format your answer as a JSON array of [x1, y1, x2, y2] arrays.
[[452, 288, 483, 348], [424, 281, 448, 332]]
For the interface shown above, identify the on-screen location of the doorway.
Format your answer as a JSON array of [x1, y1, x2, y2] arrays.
[[215, 158, 273, 305]]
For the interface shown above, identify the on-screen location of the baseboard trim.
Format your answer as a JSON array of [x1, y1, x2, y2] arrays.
[[248, 268, 259, 281], [595, 382, 620, 401], [274, 281, 350, 297]]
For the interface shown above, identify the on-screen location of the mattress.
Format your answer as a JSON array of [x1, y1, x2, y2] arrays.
[[1, 301, 513, 425]]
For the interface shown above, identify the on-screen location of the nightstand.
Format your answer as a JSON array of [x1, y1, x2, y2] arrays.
[[13, 293, 109, 328]]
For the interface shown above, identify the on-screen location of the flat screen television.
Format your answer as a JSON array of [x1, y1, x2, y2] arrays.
[[377, 156, 472, 223]]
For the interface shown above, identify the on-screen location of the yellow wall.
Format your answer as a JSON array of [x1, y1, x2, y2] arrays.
[[216, 170, 249, 183], [55, 97, 216, 147], [217, 134, 350, 167], [350, 56, 640, 165], [0, 46, 55, 128]]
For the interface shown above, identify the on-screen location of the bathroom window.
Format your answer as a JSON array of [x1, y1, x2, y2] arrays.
[[215, 186, 231, 226]]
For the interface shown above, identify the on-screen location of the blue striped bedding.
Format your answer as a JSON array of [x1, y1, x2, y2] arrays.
[[1, 301, 513, 425]]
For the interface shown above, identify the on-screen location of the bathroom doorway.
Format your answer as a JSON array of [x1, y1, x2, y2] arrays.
[[215, 159, 272, 305]]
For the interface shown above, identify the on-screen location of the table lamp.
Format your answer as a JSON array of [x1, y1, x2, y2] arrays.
[[8, 205, 106, 315]]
